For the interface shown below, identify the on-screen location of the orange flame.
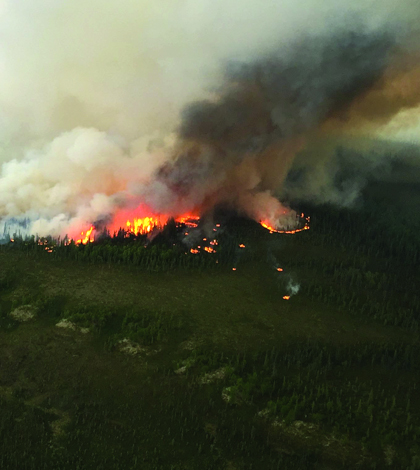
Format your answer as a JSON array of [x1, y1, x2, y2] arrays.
[[123, 214, 200, 235], [260, 220, 310, 234], [108, 206, 200, 237], [72, 208, 308, 247], [126, 216, 163, 235], [73, 210, 201, 245], [283, 295, 290, 300], [277, 268, 283, 272], [76, 226, 94, 245], [176, 215, 200, 227]]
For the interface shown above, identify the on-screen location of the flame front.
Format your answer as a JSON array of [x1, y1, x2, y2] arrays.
[[123, 213, 200, 235], [76, 226, 94, 245], [72, 210, 200, 245], [126, 216, 163, 235], [260, 214, 310, 234], [176, 215, 200, 227], [71, 207, 309, 247]]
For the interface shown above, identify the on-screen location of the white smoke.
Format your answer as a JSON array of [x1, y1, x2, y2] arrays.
[[287, 280, 301, 297], [0, 127, 173, 237]]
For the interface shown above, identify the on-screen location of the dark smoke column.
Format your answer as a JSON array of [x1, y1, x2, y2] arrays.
[[151, 24, 396, 222]]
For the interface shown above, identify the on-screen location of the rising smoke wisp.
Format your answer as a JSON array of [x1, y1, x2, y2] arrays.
[[0, 0, 419, 238]]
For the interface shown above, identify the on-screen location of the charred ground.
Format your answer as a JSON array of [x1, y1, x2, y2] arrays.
[[1, 181, 420, 470]]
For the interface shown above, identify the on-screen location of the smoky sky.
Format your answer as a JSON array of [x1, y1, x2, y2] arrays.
[[0, 0, 419, 237]]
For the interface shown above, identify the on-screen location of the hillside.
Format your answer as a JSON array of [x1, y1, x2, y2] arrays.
[[1, 181, 420, 470]]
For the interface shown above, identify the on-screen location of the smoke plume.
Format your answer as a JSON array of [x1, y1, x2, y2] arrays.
[[0, 0, 420, 238], [286, 280, 300, 297]]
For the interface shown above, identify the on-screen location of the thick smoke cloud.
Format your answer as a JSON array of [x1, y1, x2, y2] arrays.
[[156, 26, 397, 214], [0, 0, 419, 237]]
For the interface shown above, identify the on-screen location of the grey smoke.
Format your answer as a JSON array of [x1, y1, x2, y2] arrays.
[[181, 27, 394, 144], [155, 23, 412, 217], [283, 140, 420, 206]]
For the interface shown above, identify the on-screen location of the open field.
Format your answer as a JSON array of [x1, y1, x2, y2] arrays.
[[1, 181, 420, 469]]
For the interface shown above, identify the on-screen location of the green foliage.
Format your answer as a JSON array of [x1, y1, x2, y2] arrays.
[[0, 396, 56, 468], [121, 309, 184, 345], [66, 306, 114, 331], [0, 265, 20, 291], [210, 340, 420, 459], [62, 304, 187, 348]]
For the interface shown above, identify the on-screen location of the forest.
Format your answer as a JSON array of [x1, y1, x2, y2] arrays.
[[0, 180, 419, 469]]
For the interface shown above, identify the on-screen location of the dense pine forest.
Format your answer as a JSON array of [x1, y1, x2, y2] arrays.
[[1, 180, 420, 469]]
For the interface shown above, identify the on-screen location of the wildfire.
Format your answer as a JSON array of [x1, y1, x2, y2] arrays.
[[190, 248, 199, 254], [126, 216, 163, 235], [106, 206, 200, 237], [277, 267, 283, 272], [260, 218, 310, 234], [176, 215, 200, 228], [76, 226, 94, 245], [123, 214, 200, 235], [70, 207, 309, 251], [71, 210, 204, 250], [283, 295, 290, 300]]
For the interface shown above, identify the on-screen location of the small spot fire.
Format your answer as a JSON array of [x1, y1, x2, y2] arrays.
[[283, 280, 301, 300]]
